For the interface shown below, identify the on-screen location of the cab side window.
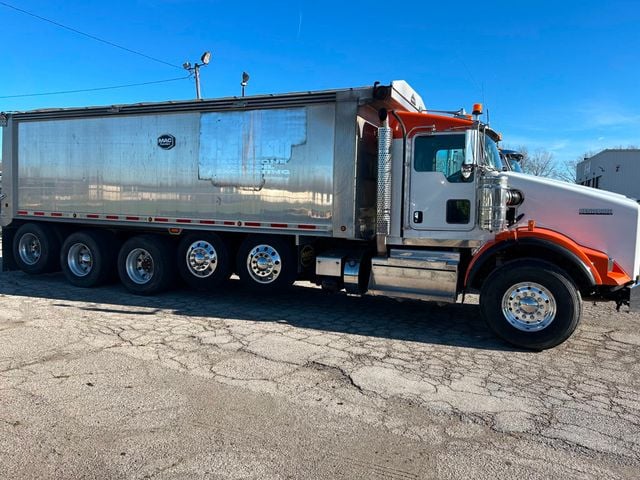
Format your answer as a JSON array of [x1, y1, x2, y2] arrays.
[[414, 134, 469, 183]]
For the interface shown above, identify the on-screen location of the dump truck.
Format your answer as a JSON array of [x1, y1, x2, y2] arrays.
[[1, 80, 639, 349]]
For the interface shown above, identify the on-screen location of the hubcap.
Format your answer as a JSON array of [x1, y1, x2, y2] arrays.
[[186, 241, 218, 278], [18, 233, 42, 266], [125, 248, 154, 285], [246, 244, 282, 284], [501, 282, 557, 332], [67, 242, 93, 277]]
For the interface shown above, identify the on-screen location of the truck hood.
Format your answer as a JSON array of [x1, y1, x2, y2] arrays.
[[504, 172, 640, 280]]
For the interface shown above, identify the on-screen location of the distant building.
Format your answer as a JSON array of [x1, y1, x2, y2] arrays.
[[576, 149, 640, 201]]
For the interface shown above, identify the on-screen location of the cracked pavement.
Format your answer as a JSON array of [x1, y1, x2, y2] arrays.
[[0, 265, 639, 478]]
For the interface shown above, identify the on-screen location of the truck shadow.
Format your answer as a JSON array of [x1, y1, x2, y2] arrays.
[[0, 270, 521, 352]]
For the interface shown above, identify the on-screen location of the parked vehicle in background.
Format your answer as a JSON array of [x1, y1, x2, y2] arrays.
[[500, 149, 524, 172], [1, 81, 638, 350]]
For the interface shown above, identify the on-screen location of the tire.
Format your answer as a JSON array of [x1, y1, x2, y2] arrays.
[[60, 230, 116, 287], [177, 233, 231, 290], [479, 259, 582, 350], [13, 223, 61, 274], [236, 235, 297, 291], [117, 235, 176, 295]]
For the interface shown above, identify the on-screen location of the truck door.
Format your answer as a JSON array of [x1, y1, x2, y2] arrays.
[[408, 132, 476, 231]]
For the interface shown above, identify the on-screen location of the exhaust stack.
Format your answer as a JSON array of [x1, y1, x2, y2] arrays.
[[377, 109, 392, 256]]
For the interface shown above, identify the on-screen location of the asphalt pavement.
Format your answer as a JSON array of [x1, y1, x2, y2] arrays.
[[0, 254, 639, 479]]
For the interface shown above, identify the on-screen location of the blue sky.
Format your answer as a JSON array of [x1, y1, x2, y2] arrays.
[[1, 0, 639, 167]]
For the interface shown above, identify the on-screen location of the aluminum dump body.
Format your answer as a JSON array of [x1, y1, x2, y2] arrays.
[[1, 82, 422, 239]]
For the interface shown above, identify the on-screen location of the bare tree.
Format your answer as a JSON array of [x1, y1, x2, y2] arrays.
[[564, 150, 601, 184], [555, 157, 579, 183], [519, 147, 558, 178]]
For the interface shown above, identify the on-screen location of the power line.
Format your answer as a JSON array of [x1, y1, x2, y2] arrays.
[[0, 1, 183, 70], [0, 76, 191, 99]]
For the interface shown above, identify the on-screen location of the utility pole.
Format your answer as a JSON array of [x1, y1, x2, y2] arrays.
[[183, 51, 211, 100]]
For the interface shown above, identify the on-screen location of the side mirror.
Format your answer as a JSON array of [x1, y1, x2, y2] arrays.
[[461, 163, 474, 180], [464, 129, 479, 166]]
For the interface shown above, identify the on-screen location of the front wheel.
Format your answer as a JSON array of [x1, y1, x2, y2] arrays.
[[479, 260, 581, 350]]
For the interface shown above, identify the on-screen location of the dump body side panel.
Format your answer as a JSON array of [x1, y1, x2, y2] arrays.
[[14, 105, 337, 231]]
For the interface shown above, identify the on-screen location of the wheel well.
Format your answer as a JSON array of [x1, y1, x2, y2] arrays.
[[467, 240, 595, 295]]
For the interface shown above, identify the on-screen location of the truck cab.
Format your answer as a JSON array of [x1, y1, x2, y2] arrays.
[[366, 87, 640, 349]]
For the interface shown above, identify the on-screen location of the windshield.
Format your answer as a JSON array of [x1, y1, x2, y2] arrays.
[[483, 135, 503, 170], [507, 157, 523, 173]]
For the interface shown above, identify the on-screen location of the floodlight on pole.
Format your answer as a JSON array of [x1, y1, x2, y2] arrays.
[[183, 51, 212, 100], [241, 71, 250, 97]]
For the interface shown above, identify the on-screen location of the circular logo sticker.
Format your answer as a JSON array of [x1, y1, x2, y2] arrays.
[[157, 134, 176, 150]]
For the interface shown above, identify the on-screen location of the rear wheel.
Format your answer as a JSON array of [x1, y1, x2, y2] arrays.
[[117, 235, 176, 295], [61, 230, 116, 287], [14, 223, 61, 274], [480, 259, 581, 350], [236, 235, 297, 291], [177, 233, 231, 290]]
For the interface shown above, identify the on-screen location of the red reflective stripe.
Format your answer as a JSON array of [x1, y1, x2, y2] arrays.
[[271, 223, 287, 228], [176, 219, 192, 223], [126, 216, 140, 221], [34, 212, 45, 216], [51, 213, 63, 217], [245, 222, 260, 227], [155, 218, 168, 222], [199, 220, 215, 225], [86, 214, 99, 219], [223, 221, 235, 226], [17, 211, 28, 215], [297, 224, 316, 230], [106, 215, 119, 220]]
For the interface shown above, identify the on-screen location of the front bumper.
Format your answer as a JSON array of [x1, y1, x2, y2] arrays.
[[629, 281, 640, 312]]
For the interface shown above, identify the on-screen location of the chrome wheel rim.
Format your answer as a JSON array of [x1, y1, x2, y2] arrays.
[[501, 281, 556, 332], [125, 248, 154, 285], [246, 244, 282, 284], [186, 240, 218, 278], [18, 233, 42, 266], [67, 242, 93, 277]]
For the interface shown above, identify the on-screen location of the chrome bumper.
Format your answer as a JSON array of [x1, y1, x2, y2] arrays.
[[628, 282, 640, 312]]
